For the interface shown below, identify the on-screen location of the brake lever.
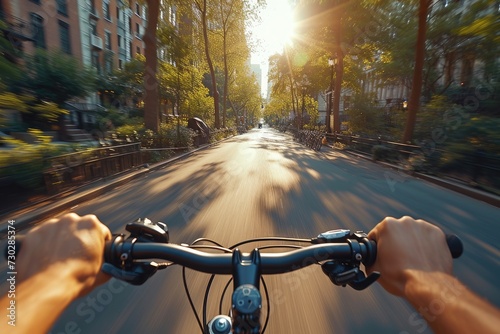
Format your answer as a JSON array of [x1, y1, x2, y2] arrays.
[[348, 270, 380, 291], [102, 217, 169, 286], [321, 260, 380, 291], [102, 261, 158, 285]]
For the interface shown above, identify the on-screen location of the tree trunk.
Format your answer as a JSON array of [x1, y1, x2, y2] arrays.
[[143, 0, 159, 132], [332, 6, 344, 133], [402, 0, 430, 143], [222, 32, 228, 128], [201, 0, 220, 128], [332, 52, 343, 133]]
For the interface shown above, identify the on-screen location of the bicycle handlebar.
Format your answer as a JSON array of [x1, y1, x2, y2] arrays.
[[104, 238, 371, 275], [2, 219, 464, 334]]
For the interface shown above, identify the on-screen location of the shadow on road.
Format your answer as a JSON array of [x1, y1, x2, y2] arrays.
[[45, 128, 499, 334]]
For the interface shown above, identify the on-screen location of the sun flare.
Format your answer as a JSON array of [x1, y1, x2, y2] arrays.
[[258, 0, 295, 56]]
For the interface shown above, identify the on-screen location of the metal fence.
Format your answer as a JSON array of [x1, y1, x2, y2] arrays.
[[43, 143, 142, 194], [323, 132, 499, 189], [42, 129, 236, 194]]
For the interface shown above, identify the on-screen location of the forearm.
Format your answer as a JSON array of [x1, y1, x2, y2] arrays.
[[404, 271, 500, 334], [0, 264, 83, 333]]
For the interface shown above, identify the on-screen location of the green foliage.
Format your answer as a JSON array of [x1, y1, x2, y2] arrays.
[[413, 95, 467, 141], [98, 55, 146, 102], [25, 49, 97, 106], [0, 21, 23, 88], [210, 128, 236, 142], [264, 89, 293, 124], [95, 108, 141, 133], [29, 101, 69, 123], [0, 92, 68, 130], [0, 129, 80, 189], [0, 92, 29, 113], [115, 122, 196, 149], [410, 116, 500, 188], [345, 94, 384, 136], [443, 116, 500, 158]]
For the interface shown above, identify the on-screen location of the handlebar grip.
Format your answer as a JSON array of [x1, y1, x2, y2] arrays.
[[446, 234, 463, 259]]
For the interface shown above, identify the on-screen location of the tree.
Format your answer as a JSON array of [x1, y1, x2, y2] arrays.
[[25, 50, 96, 106], [402, 0, 430, 143], [193, 0, 221, 128], [213, 0, 246, 128], [0, 20, 23, 90], [229, 69, 261, 127], [143, 0, 160, 132]]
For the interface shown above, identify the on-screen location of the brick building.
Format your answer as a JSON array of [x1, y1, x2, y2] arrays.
[[1, 0, 148, 135], [1, 0, 82, 60]]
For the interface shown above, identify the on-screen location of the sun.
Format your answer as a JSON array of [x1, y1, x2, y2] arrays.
[[256, 0, 296, 57]]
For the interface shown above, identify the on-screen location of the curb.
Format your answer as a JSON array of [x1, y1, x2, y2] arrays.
[[0, 139, 227, 235]]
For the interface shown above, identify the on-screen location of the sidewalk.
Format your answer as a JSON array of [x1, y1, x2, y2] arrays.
[[325, 146, 500, 209]]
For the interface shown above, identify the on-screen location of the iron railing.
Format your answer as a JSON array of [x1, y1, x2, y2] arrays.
[[43, 143, 142, 194]]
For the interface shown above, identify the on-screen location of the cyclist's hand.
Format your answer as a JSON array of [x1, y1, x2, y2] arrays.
[[17, 213, 112, 297], [367, 216, 453, 297]]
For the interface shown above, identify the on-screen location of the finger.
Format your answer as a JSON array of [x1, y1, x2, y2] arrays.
[[368, 216, 393, 241], [100, 223, 112, 241], [367, 226, 378, 242]]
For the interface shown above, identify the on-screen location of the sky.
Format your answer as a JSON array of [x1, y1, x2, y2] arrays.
[[249, 0, 295, 97], [250, 0, 295, 64]]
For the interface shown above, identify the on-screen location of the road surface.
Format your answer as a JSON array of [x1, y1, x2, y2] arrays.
[[3, 128, 500, 333]]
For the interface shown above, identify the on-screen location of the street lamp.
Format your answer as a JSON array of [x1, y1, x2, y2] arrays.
[[402, 99, 408, 110], [326, 56, 337, 133]]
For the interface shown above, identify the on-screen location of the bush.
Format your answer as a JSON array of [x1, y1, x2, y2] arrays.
[[345, 94, 385, 136], [371, 145, 399, 162], [0, 129, 87, 189], [115, 123, 196, 149]]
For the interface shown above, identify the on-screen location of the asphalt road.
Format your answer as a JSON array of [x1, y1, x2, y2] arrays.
[[3, 128, 500, 333]]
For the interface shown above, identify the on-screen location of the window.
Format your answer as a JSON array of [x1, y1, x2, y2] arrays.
[[59, 20, 71, 54], [105, 31, 111, 49], [128, 17, 132, 34], [57, 0, 68, 16], [105, 55, 113, 74], [129, 41, 133, 58], [103, 2, 111, 20], [116, 7, 120, 20], [117, 34, 121, 47], [136, 46, 140, 55], [118, 59, 123, 69], [30, 13, 46, 49], [90, 0, 97, 16], [136, 23, 140, 36], [91, 51, 100, 73], [90, 21, 97, 35], [135, 3, 140, 15], [169, 6, 176, 26], [29, 0, 41, 4]]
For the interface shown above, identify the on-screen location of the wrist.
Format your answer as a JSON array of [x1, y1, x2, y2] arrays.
[[403, 270, 464, 313], [8, 262, 90, 333], [31, 262, 88, 301]]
